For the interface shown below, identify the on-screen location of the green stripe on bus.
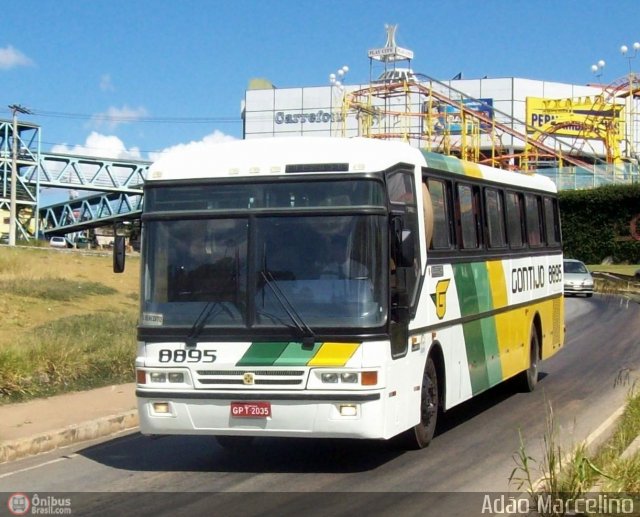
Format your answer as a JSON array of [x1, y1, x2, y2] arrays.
[[273, 342, 322, 366], [236, 342, 289, 366], [454, 263, 479, 317], [422, 151, 466, 175], [477, 263, 503, 384], [456, 263, 503, 392], [472, 262, 492, 313], [481, 316, 503, 386], [462, 320, 490, 394]]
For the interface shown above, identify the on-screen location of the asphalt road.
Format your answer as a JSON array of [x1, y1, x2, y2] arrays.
[[1, 295, 639, 516]]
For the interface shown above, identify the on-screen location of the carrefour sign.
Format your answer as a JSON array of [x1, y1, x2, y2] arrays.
[[274, 110, 344, 125]]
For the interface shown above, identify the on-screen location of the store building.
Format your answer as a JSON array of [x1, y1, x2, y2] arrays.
[[242, 25, 640, 186]]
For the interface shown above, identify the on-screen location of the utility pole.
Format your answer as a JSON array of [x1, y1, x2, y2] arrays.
[[8, 104, 31, 246]]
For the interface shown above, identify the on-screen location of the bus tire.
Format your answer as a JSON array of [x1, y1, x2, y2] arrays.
[[398, 356, 439, 449], [517, 326, 539, 392], [215, 435, 254, 450]]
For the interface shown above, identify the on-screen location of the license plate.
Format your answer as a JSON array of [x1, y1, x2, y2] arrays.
[[230, 401, 271, 418]]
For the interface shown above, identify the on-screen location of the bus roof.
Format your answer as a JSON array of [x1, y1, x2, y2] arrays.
[[147, 136, 557, 193], [421, 150, 558, 193], [147, 137, 423, 181]]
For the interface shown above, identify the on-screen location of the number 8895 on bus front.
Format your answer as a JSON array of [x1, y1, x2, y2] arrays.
[[158, 349, 217, 363]]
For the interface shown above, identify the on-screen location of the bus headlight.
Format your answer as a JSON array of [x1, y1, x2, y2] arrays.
[[150, 372, 167, 383], [312, 370, 380, 388], [143, 369, 191, 385], [340, 372, 358, 383], [321, 373, 339, 383], [168, 372, 184, 383]]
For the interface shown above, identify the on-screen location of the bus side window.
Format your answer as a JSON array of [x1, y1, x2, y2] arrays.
[[387, 169, 420, 276], [505, 191, 525, 248], [427, 177, 452, 249], [524, 194, 543, 247], [484, 187, 507, 248], [456, 183, 481, 249], [543, 196, 561, 246]]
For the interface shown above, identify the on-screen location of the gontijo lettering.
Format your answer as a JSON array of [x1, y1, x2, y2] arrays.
[[511, 265, 545, 293]]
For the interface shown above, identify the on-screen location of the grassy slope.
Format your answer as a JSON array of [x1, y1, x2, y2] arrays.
[[588, 264, 639, 276], [0, 246, 139, 403]]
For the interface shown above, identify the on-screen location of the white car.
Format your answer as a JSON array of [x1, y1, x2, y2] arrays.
[[49, 236, 69, 248], [563, 259, 594, 297]]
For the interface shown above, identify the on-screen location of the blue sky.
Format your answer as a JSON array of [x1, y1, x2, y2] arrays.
[[2, 0, 640, 162]]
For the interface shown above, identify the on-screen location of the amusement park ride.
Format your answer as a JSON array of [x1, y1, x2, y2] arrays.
[[341, 25, 640, 174], [1, 25, 639, 241]]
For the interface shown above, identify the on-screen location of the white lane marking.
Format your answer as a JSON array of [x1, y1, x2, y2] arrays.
[[0, 453, 78, 479]]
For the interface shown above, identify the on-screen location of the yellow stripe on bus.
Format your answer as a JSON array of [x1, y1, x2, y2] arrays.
[[486, 260, 507, 309], [488, 261, 525, 380], [462, 161, 483, 179], [494, 311, 526, 380], [307, 342, 359, 366]]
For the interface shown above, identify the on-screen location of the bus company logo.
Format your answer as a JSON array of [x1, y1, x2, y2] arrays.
[[7, 493, 30, 515], [243, 372, 255, 385], [430, 279, 451, 320]]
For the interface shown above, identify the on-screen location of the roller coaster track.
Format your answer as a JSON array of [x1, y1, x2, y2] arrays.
[[345, 74, 602, 171]]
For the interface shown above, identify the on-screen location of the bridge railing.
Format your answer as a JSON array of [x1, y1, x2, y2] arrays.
[[537, 163, 640, 190]]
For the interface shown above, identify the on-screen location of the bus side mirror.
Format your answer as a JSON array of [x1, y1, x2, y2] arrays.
[[113, 235, 126, 273]]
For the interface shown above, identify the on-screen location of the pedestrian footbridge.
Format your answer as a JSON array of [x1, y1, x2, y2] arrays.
[[0, 117, 149, 238]]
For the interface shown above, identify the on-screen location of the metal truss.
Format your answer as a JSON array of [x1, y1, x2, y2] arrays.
[[33, 152, 150, 235], [0, 117, 151, 238], [40, 191, 143, 235], [31, 152, 148, 194], [0, 119, 41, 239]]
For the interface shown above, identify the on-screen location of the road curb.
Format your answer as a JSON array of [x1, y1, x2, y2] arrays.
[[0, 410, 139, 464]]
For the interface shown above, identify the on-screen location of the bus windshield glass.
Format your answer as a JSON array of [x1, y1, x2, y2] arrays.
[[140, 179, 387, 332]]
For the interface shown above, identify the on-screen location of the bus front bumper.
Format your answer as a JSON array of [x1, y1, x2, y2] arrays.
[[136, 389, 389, 440]]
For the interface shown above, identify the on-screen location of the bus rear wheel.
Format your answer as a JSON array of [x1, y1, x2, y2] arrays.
[[399, 356, 439, 450], [517, 326, 539, 392]]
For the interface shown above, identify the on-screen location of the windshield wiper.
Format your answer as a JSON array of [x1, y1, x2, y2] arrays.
[[185, 301, 225, 346], [260, 270, 316, 349]]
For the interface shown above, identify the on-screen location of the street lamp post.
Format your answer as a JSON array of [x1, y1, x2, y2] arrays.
[[590, 59, 606, 81], [8, 104, 31, 246], [620, 43, 640, 161], [620, 42, 640, 74], [329, 66, 349, 136]]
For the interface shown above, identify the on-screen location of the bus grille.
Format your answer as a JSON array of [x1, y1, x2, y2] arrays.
[[194, 369, 306, 389]]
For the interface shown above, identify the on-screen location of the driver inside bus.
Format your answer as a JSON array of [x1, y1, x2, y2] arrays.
[[321, 234, 368, 279]]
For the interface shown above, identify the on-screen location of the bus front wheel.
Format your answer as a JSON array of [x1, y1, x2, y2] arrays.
[[398, 356, 439, 450]]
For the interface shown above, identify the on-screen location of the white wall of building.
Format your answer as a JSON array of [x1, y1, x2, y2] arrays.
[[244, 77, 605, 155]]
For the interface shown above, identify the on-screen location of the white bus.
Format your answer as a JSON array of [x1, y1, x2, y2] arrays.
[[121, 137, 564, 449]]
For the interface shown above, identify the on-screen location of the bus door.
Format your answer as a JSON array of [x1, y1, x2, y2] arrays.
[[386, 169, 422, 358]]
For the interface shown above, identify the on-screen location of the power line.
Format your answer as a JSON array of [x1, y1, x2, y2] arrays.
[[30, 108, 241, 124]]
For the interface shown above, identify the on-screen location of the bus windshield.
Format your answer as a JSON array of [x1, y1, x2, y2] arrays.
[[140, 179, 387, 333]]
